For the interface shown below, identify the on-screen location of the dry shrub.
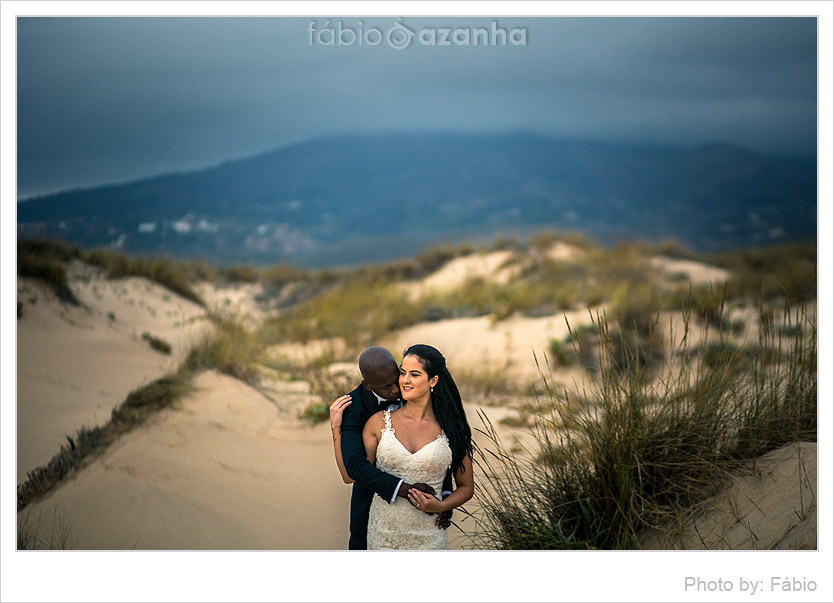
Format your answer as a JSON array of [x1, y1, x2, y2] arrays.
[[468, 302, 816, 549]]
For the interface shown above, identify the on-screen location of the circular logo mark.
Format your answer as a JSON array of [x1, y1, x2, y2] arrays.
[[387, 19, 415, 50]]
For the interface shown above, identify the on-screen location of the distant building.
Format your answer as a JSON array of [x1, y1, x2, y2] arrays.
[[173, 220, 192, 234], [197, 219, 219, 234]]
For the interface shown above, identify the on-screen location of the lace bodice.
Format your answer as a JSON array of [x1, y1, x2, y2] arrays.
[[366, 410, 452, 550]]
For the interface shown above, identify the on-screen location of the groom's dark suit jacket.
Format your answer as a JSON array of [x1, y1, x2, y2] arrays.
[[340, 384, 401, 549], [340, 383, 454, 549]]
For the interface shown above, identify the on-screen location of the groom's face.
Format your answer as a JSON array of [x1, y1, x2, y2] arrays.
[[364, 365, 402, 402]]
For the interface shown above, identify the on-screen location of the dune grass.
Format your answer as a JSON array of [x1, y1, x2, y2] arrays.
[[20, 235, 815, 348], [183, 311, 266, 384], [708, 242, 817, 303], [18, 237, 314, 308], [17, 508, 76, 550], [17, 366, 197, 512], [467, 300, 816, 550], [17, 239, 83, 305], [84, 248, 206, 306], [142, 332, 173, 354], [17, 238, 206, 306], [263, 278, 421, 347], [261, 236, 722, 347]]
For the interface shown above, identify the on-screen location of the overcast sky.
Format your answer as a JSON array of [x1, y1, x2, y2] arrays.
[[17, 16, 817, 198]]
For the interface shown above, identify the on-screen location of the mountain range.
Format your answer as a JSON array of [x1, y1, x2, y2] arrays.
[[17, 131, 817, 266]]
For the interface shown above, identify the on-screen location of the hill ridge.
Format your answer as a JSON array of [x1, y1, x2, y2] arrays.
[[18, 131, 816, 267]]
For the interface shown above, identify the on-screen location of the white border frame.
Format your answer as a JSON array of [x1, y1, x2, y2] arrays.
[[2, 3, 831, 602]]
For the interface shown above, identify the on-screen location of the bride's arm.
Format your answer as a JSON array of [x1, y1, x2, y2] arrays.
[[330, 395, 354, 484], [407, 453, 474, 513]]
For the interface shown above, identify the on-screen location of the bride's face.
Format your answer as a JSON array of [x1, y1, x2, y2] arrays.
[[399, 355, 438, 402]]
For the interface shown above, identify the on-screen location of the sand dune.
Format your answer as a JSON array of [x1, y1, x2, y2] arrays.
[[194, 280, 272, 328], [16, 270, 206, 480], [641, 441, 817, 550], [16, 252, 817, 552], [650, 255, 731, 286], [386, 309, 599, 390], [418, 250, 519, 291], [18, 370, 508, 550], [19, 371, 352, 550], [546, 240, 586, 261], [16, 265, 515, 550]]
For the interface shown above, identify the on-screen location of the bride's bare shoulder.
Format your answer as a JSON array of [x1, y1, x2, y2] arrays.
[[364, 410, 386, 431]]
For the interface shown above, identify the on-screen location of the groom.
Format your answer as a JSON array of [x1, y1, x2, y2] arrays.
[[340, 346, 452, 550]]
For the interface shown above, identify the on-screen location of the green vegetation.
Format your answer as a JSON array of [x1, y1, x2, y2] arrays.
[[708, 242, 816, 303], [264, 235, 818, 351], [84, 249, 206, 306], [467, 302, 816, 549], [183, 312, 265, 384], [20, 235, 815, 350], [547, 338, 574, 367], [142, 332, 172, 355], [110, 371, 196, 424], [17, 239, 205, 306], [262, 263, 307, 287], [264, 279, 419, 346], [302, 368, 357, 423], [299, 403, 330, 423], [222, 264, 259, 283], [17, 239, 82, 305]]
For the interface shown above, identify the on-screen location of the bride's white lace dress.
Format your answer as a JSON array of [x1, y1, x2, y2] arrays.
[[367, 410, 452, 550]]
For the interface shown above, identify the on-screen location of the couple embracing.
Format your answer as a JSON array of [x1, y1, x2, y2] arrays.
[[329, 344, 473, 550]]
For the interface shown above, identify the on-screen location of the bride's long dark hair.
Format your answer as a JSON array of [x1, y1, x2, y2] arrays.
[[402, 344, 472, 475]]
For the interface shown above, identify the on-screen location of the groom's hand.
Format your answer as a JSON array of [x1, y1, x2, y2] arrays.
[[398, 482, 436, 509], [435, 510, 453, 530]]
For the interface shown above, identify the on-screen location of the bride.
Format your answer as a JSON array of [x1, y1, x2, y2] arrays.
[[362, 344, 473, 550]]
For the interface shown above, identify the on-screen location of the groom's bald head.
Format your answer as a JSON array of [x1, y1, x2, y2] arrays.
[[359, 346, 400, 402]]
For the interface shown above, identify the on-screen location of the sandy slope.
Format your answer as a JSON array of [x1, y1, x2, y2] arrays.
[[547, 241, 586, 261], [16, 269, 206, 480], [650, 255, 731, 286], [194, 281, 271, 328], [417, 250, 519, 291], [398, 244, 587, 301], [17, 370, 510, 550], [640, 441, 817, 550], [386, 310, 599, 390], [19, 372, 351, 550]]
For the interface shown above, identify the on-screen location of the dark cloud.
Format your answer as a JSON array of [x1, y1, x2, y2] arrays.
[[17, 16, 817, 198]]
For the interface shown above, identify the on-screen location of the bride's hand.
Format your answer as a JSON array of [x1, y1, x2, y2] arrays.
[[329, 395, 352, 431], [407, 488, 442, 514]]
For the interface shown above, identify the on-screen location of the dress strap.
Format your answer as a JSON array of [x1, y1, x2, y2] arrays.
[[382, 409, 394, 432]]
